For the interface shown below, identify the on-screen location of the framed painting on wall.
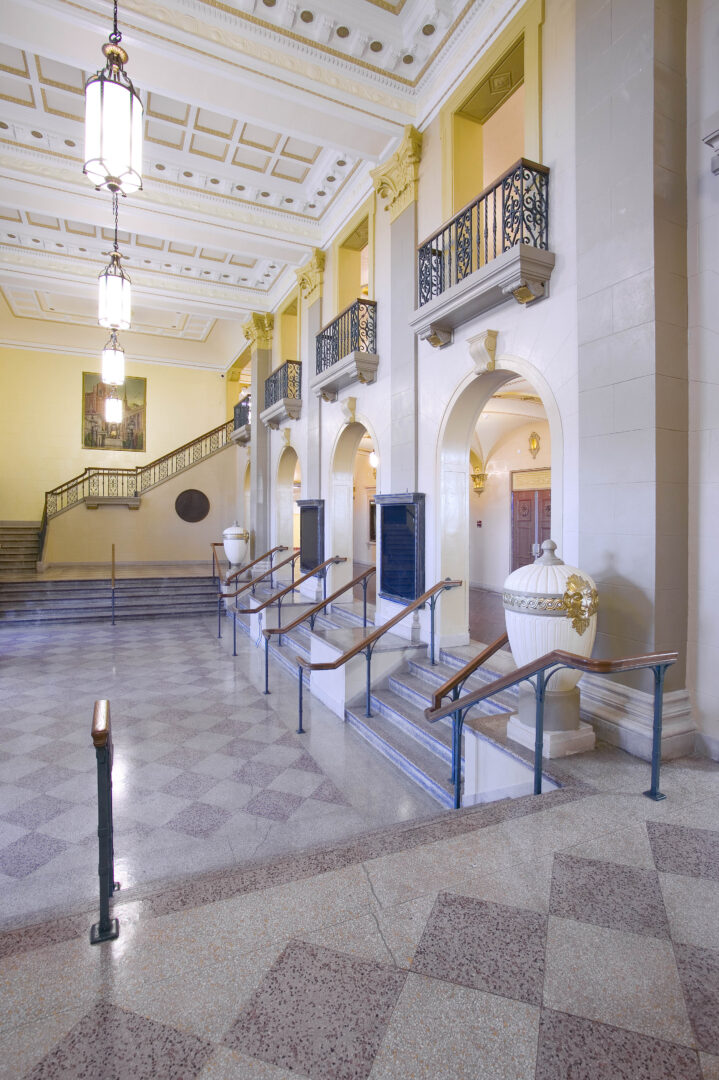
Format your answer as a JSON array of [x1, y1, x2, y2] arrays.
[[82, 372, 147, 452]]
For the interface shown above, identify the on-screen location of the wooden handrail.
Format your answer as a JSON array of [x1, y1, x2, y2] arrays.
[[224, 546, 288, 586], [91, 699, 111, 748], [430, 632, 509, 711], [297, 578, 461, 672], [237, 556, 346, 614], [417, 156, 550, 252], [425, 648, 679, 725], [223, 551, 300, 600], [264, 566, 376, 640]]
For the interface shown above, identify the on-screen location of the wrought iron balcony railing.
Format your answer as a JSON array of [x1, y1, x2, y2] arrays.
[[417, 158, 549, 307], [43, 418, 234, 521], [264, 360, 302, 409], [316, 298, 377, 375], [233, 398, 251, 429]]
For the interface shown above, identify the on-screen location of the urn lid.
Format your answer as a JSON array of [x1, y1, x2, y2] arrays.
[[503, 539, 596, 597], [223, 521, 248, 539]]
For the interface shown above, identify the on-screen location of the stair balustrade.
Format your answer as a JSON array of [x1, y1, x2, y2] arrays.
[[261, 566, 376, 695], [230, 556, 346, 658], [218, 551, 301, 640], [417, 158, 550, 306], [425, 648, 679, 809], [295, 578, 461, 734]]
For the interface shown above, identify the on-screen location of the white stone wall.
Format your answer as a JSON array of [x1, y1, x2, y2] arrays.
[[687, 0, 719, 757]]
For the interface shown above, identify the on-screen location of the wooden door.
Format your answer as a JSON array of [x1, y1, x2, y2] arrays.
[[511, 488, 551, 571]]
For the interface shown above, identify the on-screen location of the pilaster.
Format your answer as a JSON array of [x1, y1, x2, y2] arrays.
[[243, 312, 274, 557]]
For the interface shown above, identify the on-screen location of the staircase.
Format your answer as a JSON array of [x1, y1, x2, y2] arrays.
[[0, 524, 40, 573], [0, 576, 218, 624], [233, 586, 519, 808]]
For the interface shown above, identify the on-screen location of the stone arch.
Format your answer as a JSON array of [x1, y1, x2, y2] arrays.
[[276, 445, 299, 552], [436, 354, 564, 645], [328, 417, 380, 592]]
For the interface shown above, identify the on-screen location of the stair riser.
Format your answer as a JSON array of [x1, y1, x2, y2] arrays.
[[345, 710, 453, 808], [368, 693, 453, 766]]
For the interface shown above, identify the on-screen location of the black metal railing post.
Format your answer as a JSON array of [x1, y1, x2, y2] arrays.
[[644, 664, 668, 802], [533, 671, 547, 796], [297, 664, 305, 733], [90, 700, 120, 944], [264, 636, 270, 694], [362, 576, 368, 628], [365, 645, 373, 718]]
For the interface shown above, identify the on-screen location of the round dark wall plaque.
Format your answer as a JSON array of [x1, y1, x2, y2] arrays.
[[175, 489, 210, 523]]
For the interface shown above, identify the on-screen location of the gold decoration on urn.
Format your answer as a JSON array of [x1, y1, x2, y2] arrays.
[[561, 573, 599, 636], [370, 125, 423, 223]]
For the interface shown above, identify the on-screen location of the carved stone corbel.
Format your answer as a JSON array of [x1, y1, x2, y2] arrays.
[[296, 249, 325, 303], [370, 125, 423, 223], [467, 329, 498, 373], [340, 397, 357, 424], [419, 324, 453, 349], [282, 427, 291, 446], [501, 278, 546, 305]]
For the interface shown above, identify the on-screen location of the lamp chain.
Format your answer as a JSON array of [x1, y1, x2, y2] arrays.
[[110, 0, 121, 45]]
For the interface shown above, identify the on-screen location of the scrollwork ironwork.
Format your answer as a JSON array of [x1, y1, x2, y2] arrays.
[[315, 300, 377, 375], [265, 360, 303, 406]]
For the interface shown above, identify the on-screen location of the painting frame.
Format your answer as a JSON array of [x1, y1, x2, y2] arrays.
[[82, 372, 147, 453]]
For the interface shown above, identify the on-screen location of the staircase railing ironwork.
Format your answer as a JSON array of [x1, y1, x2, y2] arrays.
[[264, 360, 302, 409], [295, 578, 461, 734], [316, 298, 377, 375], [231, 555, 346, 658], [90, 700, 120, 944], [417, 158, 550, 307], [425, 648, 678, 810], [430, 632, 510, 711], [262, 566, 377, 695], [43, 418, 235, 524]]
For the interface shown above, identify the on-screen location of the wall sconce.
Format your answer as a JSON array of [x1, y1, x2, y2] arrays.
[[471, 467, 487, 494], [528, 431, 541, 459], [368, 450, 379, 479]]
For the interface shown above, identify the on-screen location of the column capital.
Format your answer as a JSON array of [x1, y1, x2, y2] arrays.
[[371, 125, 423, 223], [242, 312, 274, 350], [296, 248, 325, 303]]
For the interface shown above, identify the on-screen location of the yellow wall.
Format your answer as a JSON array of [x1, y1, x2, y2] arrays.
[[337, 248, 363, 312], [44, 445, 241, 565], [0, 346, 227, 520], [482, 83, 526, 188], [452, 115, 484, 212]]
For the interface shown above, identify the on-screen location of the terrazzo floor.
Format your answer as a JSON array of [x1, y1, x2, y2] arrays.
[[1, 616, 718, 1077]]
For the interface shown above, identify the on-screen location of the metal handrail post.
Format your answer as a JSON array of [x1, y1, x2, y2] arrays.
[[297, 664, 305, 733], [232, 610, 237, 657], [264, 636, 270, 695], [452, 709, 464, 810], [533, 671, 547, 796], [218, 594, 223, 638], [362, 577, 368, 628], [90, 701, 119, 944], [644, 664, 668, 801], [365, 645, 373, 718]]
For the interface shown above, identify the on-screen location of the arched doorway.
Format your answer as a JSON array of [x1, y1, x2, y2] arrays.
[[329, 421, 379, 592], [437, 358, 563, 645], [276, 446, 300, 552]]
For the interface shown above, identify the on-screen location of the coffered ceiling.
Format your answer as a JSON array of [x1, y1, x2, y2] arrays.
[[0, 0, 510, 370]]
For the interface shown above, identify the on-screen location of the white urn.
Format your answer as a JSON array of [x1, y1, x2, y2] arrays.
[[222, 522, 249, 568], [503, 539, 598, 693]]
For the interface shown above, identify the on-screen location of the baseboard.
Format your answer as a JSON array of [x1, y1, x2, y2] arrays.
[[694, 730, 719, 762], [579, 673, 695, 761], [469, 582, 503, 593]]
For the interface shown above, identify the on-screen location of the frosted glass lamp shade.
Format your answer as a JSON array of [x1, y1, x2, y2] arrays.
[[105, 395, 123, 423], [369, 451, 379, 470], [102, 335, 125, 385], [98, 255, 131, 330], [84, 45, 143, 195]]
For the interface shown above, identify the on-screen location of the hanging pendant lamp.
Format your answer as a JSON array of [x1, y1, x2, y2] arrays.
[[99, 193, 132, 330], [84, 0, 143, 194], [102, 330, 125, 386]]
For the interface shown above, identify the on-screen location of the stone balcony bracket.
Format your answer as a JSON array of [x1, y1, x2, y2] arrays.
[[259, 399, 302, 430], [311, 350, 380, 403], [231, 423, 251, 446]]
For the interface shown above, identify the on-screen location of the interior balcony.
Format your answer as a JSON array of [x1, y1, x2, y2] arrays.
[[311, 298, 379, 402], [230, 397, 251, 445], [409, 159, 555, 348], [260, 360, 302, 429]]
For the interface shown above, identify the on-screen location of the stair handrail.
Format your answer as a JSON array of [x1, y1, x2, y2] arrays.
[[216, 550, 300, 642], [237, 556, 346, 615], [260, 566, 376, 695], [424, 647, 679, 809], [294, 578, 461, 733], [211, 542, 225, 585], [429, 632, 509, 711], [224, 545, 288, 585]]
